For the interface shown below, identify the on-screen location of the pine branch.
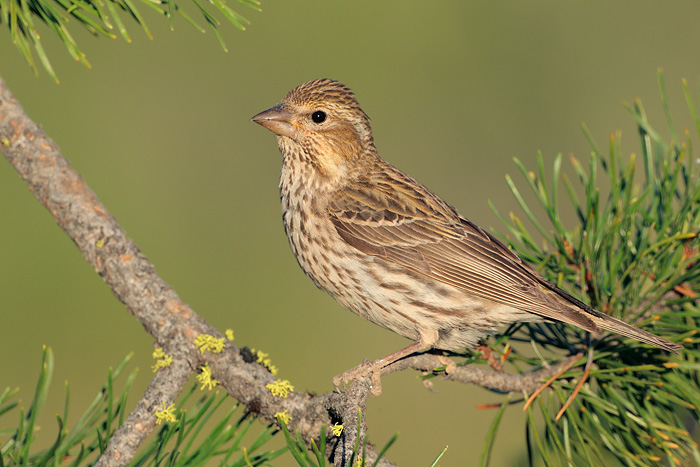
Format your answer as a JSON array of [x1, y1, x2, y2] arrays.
[[382, 352, 584, 394], [2, 68, 699, 467], [0, 0, 261, 82], [0, 350, 288, 467], [0, 65, 643, 466], [485, 70, 700, 466], [0, 75, 394, 467]]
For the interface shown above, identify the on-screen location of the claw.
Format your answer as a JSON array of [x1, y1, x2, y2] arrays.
[[332, 360, 384, 395], [436, 355, 456, 374]]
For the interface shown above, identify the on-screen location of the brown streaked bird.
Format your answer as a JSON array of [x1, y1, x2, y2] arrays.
[[251, 79, 681, 387]]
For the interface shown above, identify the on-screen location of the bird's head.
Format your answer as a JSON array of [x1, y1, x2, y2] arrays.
[[252, 79, 375, 178]]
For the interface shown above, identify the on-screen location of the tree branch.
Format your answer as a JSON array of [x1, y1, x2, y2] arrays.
[[382, 353, 583, 394], [94, 351, 192, 467], [0, 75, 587, 467], [0, 76, 396, 467]]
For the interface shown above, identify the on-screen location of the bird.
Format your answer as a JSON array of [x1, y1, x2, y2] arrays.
[[251, 78, 681, 388]]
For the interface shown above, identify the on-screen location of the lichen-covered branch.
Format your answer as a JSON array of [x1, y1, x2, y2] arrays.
[[1, 76, 579, 467], [94, 352, 191, 467], [0, 76, 398, 467]]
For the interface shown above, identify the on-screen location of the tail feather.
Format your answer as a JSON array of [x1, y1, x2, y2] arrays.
[[537, 278, 682, 353], [589, 313, 682, 353]]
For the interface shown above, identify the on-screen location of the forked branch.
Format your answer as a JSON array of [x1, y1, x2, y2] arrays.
[[0, 76, 590, 467]]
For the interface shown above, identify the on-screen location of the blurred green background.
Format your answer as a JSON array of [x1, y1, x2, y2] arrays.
[[2, 1, 700, 465]]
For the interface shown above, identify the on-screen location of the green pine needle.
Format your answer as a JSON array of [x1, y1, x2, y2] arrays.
[[0, 350, 285, 467], [488, 74, 700, 466], [0, 0, 260, 80]]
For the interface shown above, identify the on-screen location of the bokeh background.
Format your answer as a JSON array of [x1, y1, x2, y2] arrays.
[[2, 1, 700, 465]]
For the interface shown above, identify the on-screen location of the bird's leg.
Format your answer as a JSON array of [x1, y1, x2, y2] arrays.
[[333, 341, 426, 395], [333, 331, 440, 395]]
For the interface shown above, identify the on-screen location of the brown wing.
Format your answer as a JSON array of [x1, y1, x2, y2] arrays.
[[327, 166, 598, 332]]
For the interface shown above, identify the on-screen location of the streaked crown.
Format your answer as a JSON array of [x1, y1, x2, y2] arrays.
[[284, 79, 363, 113]]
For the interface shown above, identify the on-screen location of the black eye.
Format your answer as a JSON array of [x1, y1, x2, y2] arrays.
[[311, 111, 327, 123]]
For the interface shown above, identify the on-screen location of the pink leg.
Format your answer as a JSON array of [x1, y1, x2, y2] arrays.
[[333, 332, 440, 395], [369, 341, 426, 368]]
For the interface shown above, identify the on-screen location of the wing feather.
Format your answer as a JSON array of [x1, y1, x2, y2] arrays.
[[327, 167, 598, 331]]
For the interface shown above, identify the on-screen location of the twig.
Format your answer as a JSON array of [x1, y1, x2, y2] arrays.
[[555, 347, 593, 421], [384, 352, 584, 394], [94, 352, 191, 467], [522, 353, 583, 411]]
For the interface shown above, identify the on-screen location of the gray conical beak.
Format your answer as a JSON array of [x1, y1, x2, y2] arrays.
[[251, 104, 296, 138]]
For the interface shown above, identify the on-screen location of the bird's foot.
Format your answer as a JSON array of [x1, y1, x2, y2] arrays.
[[333, 341, 430, 395], [333, 359, 383, 396], [435, 355, 457, 374]]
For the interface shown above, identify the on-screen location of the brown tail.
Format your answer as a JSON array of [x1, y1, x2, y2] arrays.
[[588, 313, 682, 353], [537, 277, 682, 353]]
